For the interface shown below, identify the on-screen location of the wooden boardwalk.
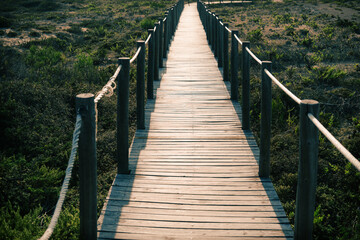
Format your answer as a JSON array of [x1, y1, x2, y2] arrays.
[[98, 3, 293, 239]]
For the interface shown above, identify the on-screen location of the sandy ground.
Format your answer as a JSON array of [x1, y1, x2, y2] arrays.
[[304, 2, 359, 22], [1, 1, 359, 47]]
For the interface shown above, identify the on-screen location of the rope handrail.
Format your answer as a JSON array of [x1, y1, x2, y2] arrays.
[[308, 113, 360, 171], [130, 46, 142, 64], [220, 21, 224, 26], [38, 114, 82, 240], [164, 17, 167, 22], [225, 26, 231, 33], [245, 46, 261, 64], [145, 33, 152, 45], [234, 34, 242, 45], [264, 69, 301, 105], [94, 65, 121, 103]]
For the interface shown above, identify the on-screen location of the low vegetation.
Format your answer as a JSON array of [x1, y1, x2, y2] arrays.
[[0, 0, 175, 239], [207, 0, 360, 238]]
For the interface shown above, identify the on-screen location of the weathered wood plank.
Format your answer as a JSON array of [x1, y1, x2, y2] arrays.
[[97, 3, 293, 239], [98, 225, 293, 238]]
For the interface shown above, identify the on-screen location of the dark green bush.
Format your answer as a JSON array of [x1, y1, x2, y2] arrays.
[[248, 28, 263, 42], [312, 66, 346, 86], [26, 45, 63, 69], [0, 202, 46, 240], [140, 18, 155, 30], [29, 31, 41, 37], [7, 31, 18, 37], [0, 16, 12, 28], [37, 0, 60, 11]]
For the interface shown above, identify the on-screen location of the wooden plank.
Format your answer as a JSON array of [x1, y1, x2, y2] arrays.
[[99, 212, 290, 224], [97, 3, 293, 239], [98, 232, 293, 240], [102, 205, 288, 218], [98, 225, 293, 237]]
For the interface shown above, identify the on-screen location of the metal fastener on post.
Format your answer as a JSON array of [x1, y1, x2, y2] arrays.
[[242, 41, 250, 130], [295, 99, 319, 240], [76, 93, 97, 240], [259, 61, 272, 178], [117, 58, 130, 174], [231, 30, 239, 100], [136, 41, 145, 130]]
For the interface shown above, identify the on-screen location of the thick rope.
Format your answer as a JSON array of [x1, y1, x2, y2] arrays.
[[265, 69, 301, 105], [308, 113, 360, 172], [38, 114, 82, 240], [246, 47, 262, 65], [234, 34, 242, 45], [94, 65, 122, 138], [94, 65, 121, 103], [130, 46, 142, 64]]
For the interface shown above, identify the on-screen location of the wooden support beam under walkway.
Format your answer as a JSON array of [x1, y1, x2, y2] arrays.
[[97, 3, 294, 239]]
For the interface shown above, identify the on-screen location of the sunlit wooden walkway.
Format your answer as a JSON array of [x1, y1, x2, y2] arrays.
[[97, 3, 293, 239]]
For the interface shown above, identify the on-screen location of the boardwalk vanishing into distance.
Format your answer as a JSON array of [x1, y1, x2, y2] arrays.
[[97, 3, 293, 239]]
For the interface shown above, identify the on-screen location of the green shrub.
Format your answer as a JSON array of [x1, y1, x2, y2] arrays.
[[284, 25, 295, 36], [312, 66, 346, 85], [26, 45, 63, 69], [67, 24, 83, 34], [7, 31, 18, 38], [29, 31, 41, 37], [274, 13, 293, 25], [50, 205, 80, 240], [248, 28, 263, 42], [0, 202, 47, 240], [73, 53, 100, 83], [37, 0, 60, 12], [150, 1, 165, 9], [0, 16, 12, 28], [140, 18, 155, 30]]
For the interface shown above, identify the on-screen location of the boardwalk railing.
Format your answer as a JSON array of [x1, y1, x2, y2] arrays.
[[38, 1, 184, 240], [197, 0, 360, 239]]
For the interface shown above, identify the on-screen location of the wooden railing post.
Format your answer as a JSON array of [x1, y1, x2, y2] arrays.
[[206, 10, 210, 41], [211, 14, 216, 51], [137, 41, 145, 130], [154, 22, 160, 81], [76, 93, 97, 240], [174, 4, 178, 29], [117, 58, 130, 174], [208, 11, 213, 46], [172, 7, 176, 35], [163, 13, 168, 58], [230, 30, 239, 100], [147, 29, 154, 99], [295, 99, 319, 240], [215, 16, 219, 59], [259, 61, 272, 178], [242, 41, 250, 130], [218, 19, 224, 68], [223, 23, 229, 81], [158, 18, 164, 68]]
